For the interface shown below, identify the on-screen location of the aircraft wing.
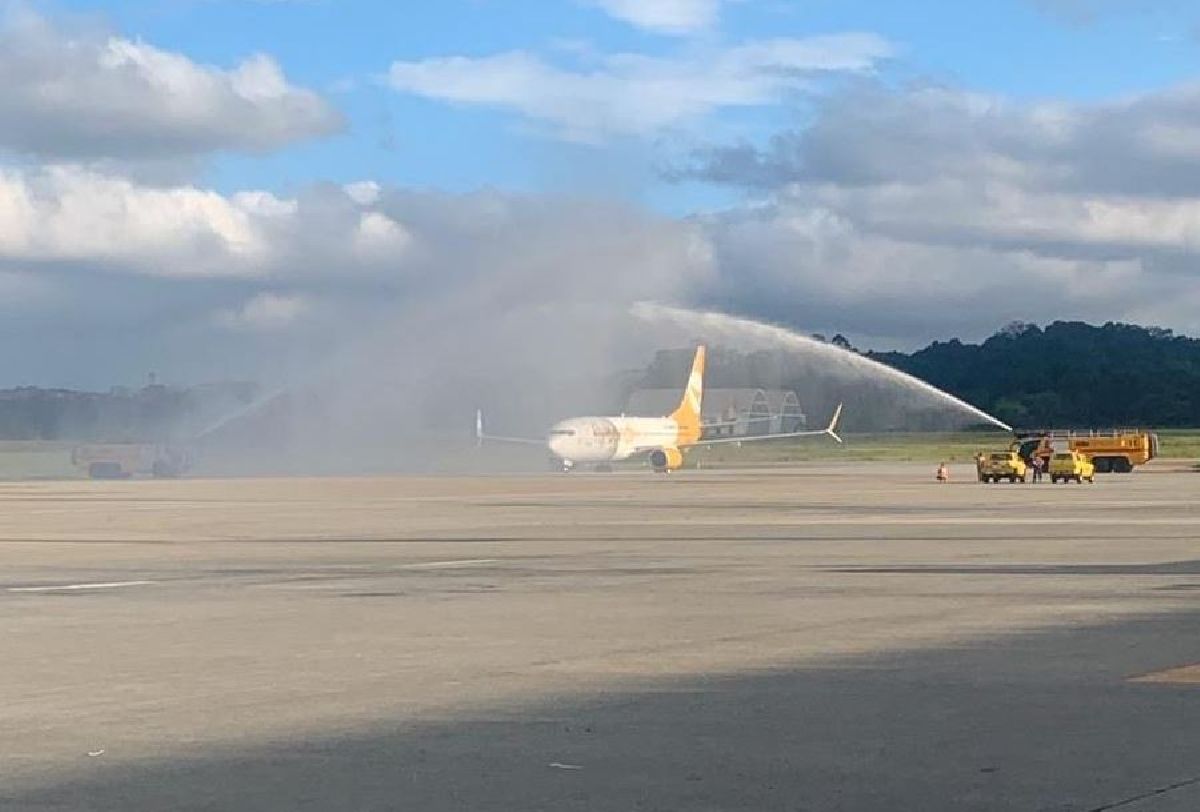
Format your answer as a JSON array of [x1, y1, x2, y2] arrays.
[[475, 410, 545, 446], [694, 404, 843, 446]]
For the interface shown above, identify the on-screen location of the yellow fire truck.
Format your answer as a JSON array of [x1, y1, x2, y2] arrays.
[[1012, 430, 1159, 474]]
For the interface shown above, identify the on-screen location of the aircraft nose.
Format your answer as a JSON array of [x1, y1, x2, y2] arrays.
[[547, 427, 570, 457]]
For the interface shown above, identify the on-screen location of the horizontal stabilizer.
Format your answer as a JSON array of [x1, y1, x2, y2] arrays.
[[474, 409, 544, 446], [826, 403, 844, 444], [692, 403, 846, 447]]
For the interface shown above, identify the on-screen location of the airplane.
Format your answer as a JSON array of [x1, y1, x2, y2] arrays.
[[476, 345, 843, 472]]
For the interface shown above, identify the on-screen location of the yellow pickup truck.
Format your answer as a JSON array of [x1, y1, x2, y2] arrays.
[[1049, 451, 1095, 484], [979, 451, 1028, 483]]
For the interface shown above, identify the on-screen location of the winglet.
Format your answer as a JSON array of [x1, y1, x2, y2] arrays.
[[826, 403, 844, 444], [475, 409, 484, 447]]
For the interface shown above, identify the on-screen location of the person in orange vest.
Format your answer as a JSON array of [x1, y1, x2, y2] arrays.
[[936, 461, 949, 482]]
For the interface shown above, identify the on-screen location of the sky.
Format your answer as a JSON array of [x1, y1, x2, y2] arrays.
[[4, 0, 1200, 388]]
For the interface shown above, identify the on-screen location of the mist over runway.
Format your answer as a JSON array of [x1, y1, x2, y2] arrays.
[[4, 464, 1200, 810]]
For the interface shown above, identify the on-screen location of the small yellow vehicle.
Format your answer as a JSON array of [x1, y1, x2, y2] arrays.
[[1049, 451, 1095, 484], [979, 451, 1028, 483]]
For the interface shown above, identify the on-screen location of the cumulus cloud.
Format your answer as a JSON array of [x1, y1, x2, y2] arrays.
[[583, 0, 721, 34], [387, 34, 893, 142], [691, 82, 1200, 200], [0, 9, 342, 160], [685, 82, 1200, 259], [670, 79, 1200, 344], [0, 167, 424, 279], [0, 166, 715, 392], [217, 292, 312, 331], [0, 165, 276, 276], [696, 201, 1160, 346]]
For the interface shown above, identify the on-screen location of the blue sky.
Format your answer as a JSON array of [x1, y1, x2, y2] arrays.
[[44, 0, 1200, 204]]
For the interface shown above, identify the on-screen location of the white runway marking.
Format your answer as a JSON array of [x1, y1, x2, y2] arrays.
[[398, 559, 498, 570], [9, 580, 155, 593]]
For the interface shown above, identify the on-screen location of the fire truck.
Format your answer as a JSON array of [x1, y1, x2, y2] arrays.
[[1012, 430, 1159, 474], [70, 444, 190, 479]]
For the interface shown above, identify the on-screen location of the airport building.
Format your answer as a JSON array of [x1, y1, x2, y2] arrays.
[[625, 388, 806, 437]]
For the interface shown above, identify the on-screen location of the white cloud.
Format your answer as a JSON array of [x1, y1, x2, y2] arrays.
[[344, 181, 382, 206], [672, 79, 1200, 344], [0, 10, 342, 160], [217, 292, 312, 331], [2, 186, 722, 425], [387, 34, 893, 142], [0, 166, 270, 276], [353, 211, 412, 259], [584, 0, 721, 34], [0, 165, 423, 283], [698, 199, 1166, 345], [0, 168, 714, 365], [689, 81, 1200, 263]]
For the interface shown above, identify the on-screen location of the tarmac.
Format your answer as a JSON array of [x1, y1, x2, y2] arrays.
[[3, 461, 1200, 811]]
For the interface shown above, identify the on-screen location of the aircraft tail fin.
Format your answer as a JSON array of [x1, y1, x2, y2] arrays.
[[670, 345, 705, 443]]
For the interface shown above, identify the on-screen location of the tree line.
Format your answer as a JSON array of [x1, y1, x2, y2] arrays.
[[868, 321, 1200, 428]]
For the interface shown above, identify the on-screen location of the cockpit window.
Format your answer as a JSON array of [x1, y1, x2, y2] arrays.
[[549, 429, 576, 437]]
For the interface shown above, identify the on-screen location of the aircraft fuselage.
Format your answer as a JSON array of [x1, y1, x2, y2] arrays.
[[547, 416, 686, 464]]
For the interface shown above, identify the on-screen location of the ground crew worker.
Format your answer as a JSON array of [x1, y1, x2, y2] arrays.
[[937, 461, 949, 482], [1031, 455, 1044, 483], [974, 451, 985, 482]]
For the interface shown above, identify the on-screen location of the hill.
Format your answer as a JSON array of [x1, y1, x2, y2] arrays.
[[869, 321, 1200, 428]]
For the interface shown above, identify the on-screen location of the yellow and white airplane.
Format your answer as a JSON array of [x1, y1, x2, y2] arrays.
[[477, 346, 843, 472]]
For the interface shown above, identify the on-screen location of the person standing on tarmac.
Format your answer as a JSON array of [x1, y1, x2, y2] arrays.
[[1031, 455, 1044, 483]]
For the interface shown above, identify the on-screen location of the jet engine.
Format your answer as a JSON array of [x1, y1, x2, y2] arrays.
[[649, 447, 684, 473]]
